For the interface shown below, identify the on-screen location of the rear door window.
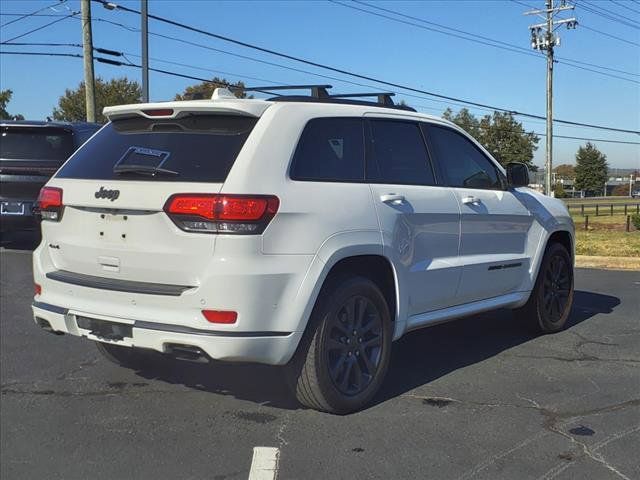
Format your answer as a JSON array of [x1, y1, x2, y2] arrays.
[[366, 119, 436, 185], [425, 125, 504, 190], [0, 127, 74, 161], [289, 118, 365, 182], [56, 115, 257, 182]]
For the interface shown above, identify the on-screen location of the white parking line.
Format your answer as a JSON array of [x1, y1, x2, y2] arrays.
[[248, 447, 280, 480]]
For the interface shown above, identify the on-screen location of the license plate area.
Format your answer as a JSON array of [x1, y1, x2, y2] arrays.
[[76, 316, 133, 341], [1, 201, 27, 215]]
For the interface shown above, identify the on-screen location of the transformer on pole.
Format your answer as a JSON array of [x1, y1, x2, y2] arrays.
[[524, 1, 577, 196]]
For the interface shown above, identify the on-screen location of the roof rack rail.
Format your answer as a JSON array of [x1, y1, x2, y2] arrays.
[[234, 84, 333, 98], [328, 92, 396, 107]]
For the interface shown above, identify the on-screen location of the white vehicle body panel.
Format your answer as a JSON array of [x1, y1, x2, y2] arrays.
[[32, 95, 574, 365]]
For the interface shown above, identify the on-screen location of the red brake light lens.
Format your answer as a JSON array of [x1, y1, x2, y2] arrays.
[[142, 108, 174, 117], [202, 310, 237, 324], [37, 187, 63, 221], [37, 187, 62, 210], [167, 196, 216, 220], [164, 194, 279, 234], [34, 283, 42, 296]]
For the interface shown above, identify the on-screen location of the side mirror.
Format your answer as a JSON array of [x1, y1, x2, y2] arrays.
[[506, 162, 530, 188]]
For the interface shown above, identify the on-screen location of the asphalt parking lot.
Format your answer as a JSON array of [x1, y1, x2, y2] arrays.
[[1, 238, 639, 480]]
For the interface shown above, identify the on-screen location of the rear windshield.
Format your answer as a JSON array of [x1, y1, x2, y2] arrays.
[[0, 127, 74, 161], [56, 115, 257, 182]]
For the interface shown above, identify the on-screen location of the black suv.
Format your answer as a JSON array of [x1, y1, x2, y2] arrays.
[[0, 120, 100, 234]]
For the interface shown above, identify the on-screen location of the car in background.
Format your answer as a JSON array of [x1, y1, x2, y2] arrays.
[[632, 190, 640, 198], [1, 120, 100, 235]]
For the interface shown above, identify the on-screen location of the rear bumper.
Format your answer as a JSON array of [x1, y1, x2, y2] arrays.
[[32, 301, 302, 365], [0, 211, 38, 232]]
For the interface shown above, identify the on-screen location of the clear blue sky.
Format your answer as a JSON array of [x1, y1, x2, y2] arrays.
[[1, 0, 639, 169]]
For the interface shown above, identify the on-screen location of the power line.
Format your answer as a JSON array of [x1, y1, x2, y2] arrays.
[[0, 13, 73, 18], [89, 16, 508, 115], [0, 51, 82, 59], [576, 0, 640, 29], [0, 12, 78, 44], [580, 23, 640, 47], [2, 41, 83, 47], [90, 0, 640, 135], [5, 49, 639, 148], [338, 0, 639, 81], [0, 1, 66, 28], [581, 0, 640, 22], [610, 0, 640, 15]]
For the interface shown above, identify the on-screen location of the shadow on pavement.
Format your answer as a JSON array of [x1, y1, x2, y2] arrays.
[[128, 290, 620, 411], [373, 290, 620, 406]]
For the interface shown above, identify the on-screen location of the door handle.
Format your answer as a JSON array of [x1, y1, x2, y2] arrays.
[[380, 193, 406, 205], [461, 196, 482, 205]]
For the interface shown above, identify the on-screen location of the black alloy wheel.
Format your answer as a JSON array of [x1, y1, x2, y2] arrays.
[[325, 295, 383, 396]]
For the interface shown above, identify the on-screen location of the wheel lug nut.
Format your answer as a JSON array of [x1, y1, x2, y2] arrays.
[[348, 351, 352, 356], [355, 351, 360, 356]]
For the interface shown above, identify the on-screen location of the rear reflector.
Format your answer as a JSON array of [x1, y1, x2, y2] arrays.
[[164, 194, 279, 234], [34, 283, 42, 296], [202, 310, 237, 324], [36, 187, 63, 221]]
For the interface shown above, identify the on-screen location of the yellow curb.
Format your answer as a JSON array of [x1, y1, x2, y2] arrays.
[[575, 255, 640, 271]]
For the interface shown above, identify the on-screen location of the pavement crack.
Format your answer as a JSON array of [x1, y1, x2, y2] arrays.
[[541, 423, 636, 480], [505, 353, 640, 364], [276, 412, 291, 448]]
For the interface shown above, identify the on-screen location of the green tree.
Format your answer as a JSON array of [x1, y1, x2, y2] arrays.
[[574, 142, 609, 194], [553, 163, 575, 180], [0, 89, 25, 120], [443, 108, 481, 139], [52, 77, 142, 123], [443, 108, 539, 168], [175, 77, 247, 100]]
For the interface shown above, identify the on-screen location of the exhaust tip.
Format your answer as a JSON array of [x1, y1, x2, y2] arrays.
[[164, 343, 210, 363]]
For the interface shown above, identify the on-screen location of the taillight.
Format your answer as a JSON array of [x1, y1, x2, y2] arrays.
[[164, 194, 279, 234], [36, 187, 63, 221], [34, 283, 42, 296]]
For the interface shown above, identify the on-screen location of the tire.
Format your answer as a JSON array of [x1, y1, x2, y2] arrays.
[[287, 275, 393, 414], [517, 242, 574, 333], [95, 341, 158, 369]]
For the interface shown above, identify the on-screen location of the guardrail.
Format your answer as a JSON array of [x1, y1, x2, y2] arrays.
[[567, 203, 640, 216]]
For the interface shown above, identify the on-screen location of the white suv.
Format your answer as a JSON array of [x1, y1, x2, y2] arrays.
[[32, 86, 575, 414]]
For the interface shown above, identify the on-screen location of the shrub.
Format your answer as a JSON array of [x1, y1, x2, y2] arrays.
[[553, 183, 567, 198], [631, 213, 640, 231]]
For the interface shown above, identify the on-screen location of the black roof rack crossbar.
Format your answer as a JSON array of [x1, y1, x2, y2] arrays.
[[237, 84, 332, 98], [328, 92, 396, 106]]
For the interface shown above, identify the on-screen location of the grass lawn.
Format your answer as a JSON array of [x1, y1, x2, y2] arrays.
[[571, 213, 640, 257]]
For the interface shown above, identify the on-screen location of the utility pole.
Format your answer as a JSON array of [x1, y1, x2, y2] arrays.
[[524, 1, 577, 196], [141, 0, 149, 102], [81, 0, 96, 122]]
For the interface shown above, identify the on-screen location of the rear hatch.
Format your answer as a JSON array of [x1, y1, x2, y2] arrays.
[[42, 111, 259, 287], [1, 124, 74, 207]]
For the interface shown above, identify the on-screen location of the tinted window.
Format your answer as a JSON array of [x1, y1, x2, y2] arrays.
[[0, 127, 74, 161], [367, 120, 435, 185], [290, 118, 364, 182], [57, 115, 257, 182], [426, 125, 503, 190]]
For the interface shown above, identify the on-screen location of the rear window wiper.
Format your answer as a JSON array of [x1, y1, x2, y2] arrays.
[[113, 164, 179, 177]]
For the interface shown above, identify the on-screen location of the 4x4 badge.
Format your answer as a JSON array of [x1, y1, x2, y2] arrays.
[[95, 187, 120, 201]]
